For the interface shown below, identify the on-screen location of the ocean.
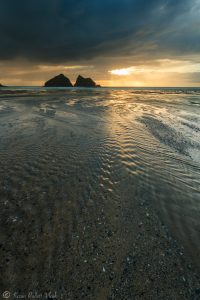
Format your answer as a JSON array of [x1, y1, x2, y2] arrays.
[[0, 86, 200, 298]]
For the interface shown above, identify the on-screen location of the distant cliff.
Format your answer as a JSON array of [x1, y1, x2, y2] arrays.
[[74, 75, 100, 87], [44, 74, 73, 87], [0, 83, 5, 87]]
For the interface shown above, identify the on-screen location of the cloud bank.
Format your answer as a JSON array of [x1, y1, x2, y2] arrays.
[[0, 0, 199, 63]]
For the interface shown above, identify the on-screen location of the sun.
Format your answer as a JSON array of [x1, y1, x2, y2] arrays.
[[109, 67, 135, 76]]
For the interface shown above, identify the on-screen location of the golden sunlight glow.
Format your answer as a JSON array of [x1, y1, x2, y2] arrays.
[[0, 58, 200, 86], [109, 67, 135, 76], [107, 59, 200, 86]]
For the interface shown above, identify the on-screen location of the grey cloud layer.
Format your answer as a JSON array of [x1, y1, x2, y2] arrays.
[[0, 0, 199, 62]]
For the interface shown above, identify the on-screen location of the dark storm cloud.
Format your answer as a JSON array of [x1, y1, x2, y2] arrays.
[[0, 0, 199, 62]]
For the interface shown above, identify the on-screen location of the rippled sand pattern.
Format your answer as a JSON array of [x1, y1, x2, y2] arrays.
[[0, 88, 200, 299]]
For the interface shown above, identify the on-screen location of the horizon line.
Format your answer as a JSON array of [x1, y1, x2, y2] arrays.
[[1, 85, 200, 88]]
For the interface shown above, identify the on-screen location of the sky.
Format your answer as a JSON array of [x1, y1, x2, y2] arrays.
[[0, 0, 200, 87]]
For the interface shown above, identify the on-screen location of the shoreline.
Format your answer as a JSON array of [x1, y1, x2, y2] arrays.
[[0, 89, 199, 299]]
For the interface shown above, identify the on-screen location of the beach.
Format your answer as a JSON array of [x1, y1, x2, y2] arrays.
[[0, 87, 200, 299]]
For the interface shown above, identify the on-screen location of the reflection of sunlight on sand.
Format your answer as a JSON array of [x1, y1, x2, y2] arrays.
[[65, 99, 77, 106]]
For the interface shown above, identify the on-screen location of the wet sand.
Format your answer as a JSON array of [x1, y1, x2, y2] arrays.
[[0, 88, 200, 299]]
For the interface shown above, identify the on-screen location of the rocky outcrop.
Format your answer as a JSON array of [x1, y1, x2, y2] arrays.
[[44, 74, 73, 87], [74, 75, 100, 87], [0, 83, 5, 87]]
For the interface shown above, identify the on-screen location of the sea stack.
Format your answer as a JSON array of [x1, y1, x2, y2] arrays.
[[44, 74, 73, 87], [74, 75, 100, 87]]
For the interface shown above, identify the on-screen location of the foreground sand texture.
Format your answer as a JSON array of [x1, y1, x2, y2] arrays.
[[0, 88, 200, 299]]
